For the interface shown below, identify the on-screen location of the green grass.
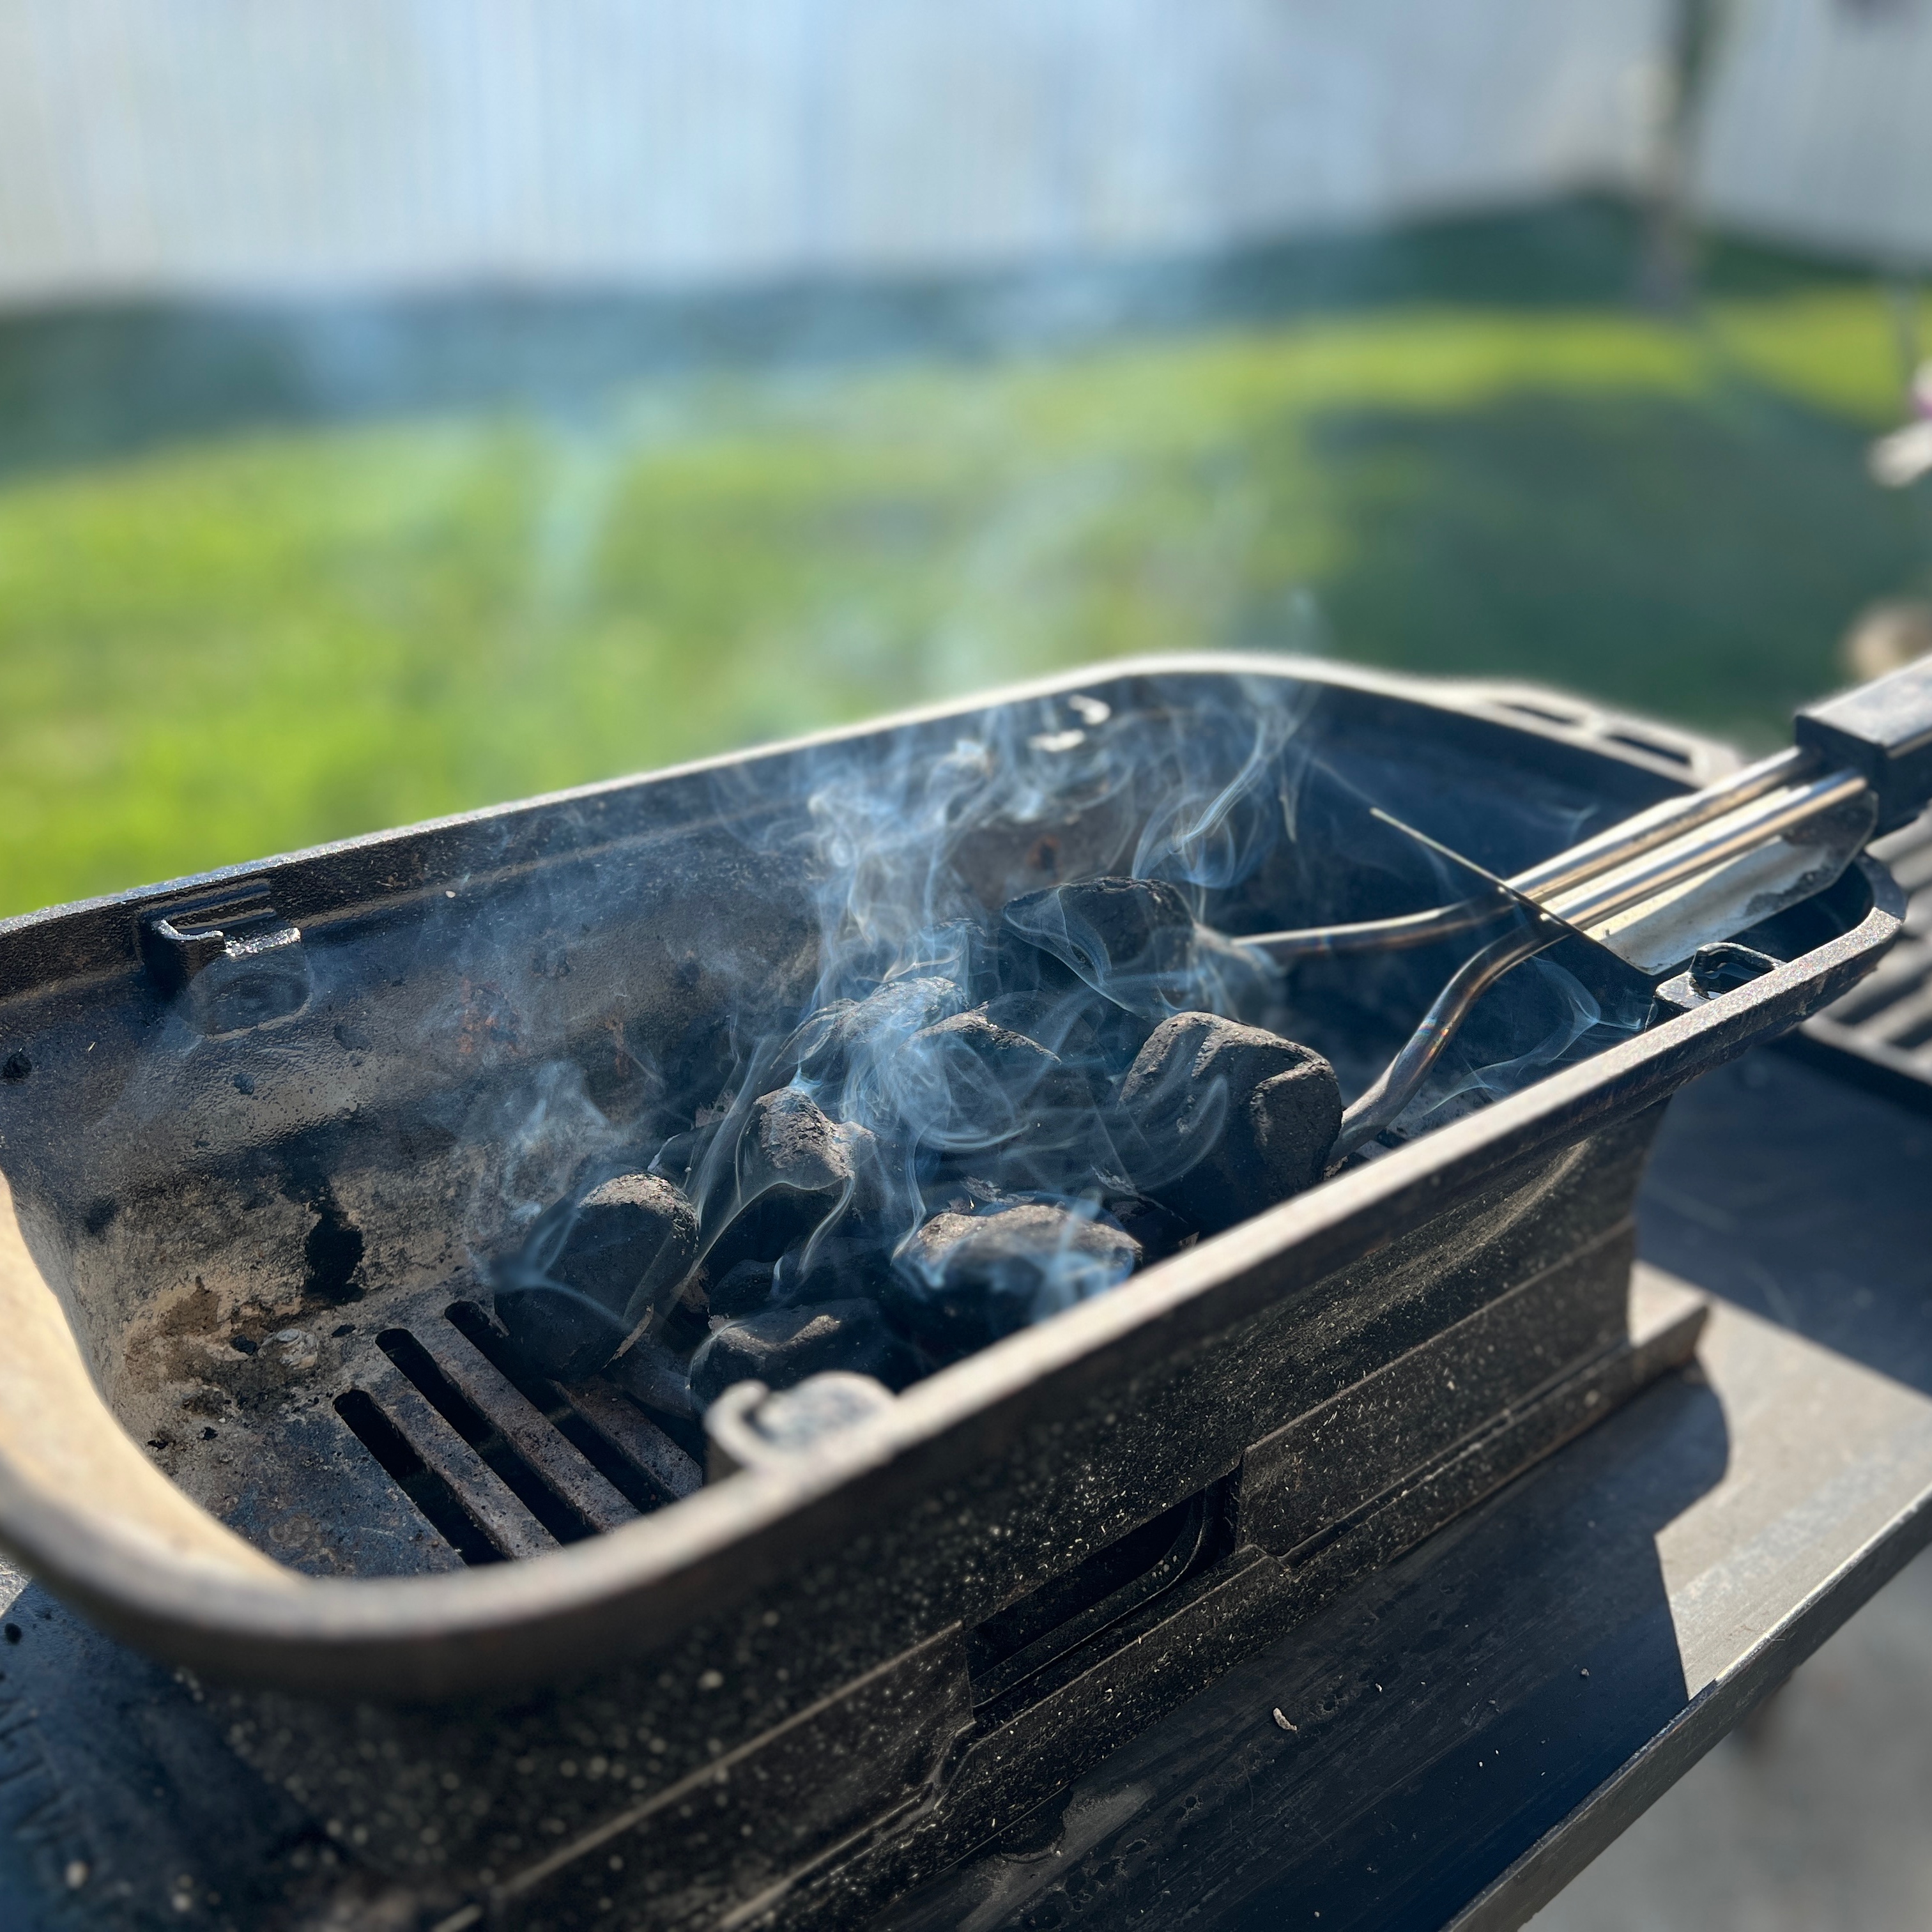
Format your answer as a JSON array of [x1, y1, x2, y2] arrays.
[[1, 261, 1928, 919]]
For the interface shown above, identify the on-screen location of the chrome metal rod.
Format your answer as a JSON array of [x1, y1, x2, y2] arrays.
[[1513, 746, 1811, 900], [1330, 922, 1557, 1161], [1243, 897, 1501, 963], [1545, 765, 1867, 933]]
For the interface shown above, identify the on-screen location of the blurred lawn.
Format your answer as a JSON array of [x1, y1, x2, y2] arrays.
[[0, 237, 1927, 919]]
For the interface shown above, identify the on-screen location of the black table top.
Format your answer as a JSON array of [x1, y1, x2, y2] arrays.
[[4, 1047, 1929, 1931]]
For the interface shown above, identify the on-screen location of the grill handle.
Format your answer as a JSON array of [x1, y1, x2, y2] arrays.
[[1797, 655, 1932, 834]]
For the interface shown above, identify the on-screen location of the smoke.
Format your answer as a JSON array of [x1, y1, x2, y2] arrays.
[[618, 670, 1622, 1340], [458, 666, 1657, 1364]]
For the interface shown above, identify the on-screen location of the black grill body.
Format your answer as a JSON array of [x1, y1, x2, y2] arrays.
[[0, 657, 1901, 1929]]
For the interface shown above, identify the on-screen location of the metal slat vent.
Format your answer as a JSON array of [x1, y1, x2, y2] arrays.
[[1795, 808, 1932, 1109], [334, 1301, 701, 1566]]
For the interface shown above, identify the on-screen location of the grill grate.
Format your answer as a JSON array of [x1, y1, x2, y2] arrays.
[[1790, 807, 1932, 1110], [334, 1301, 701, 1567]]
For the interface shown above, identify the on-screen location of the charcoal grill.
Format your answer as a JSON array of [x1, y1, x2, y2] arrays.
[[0, 656, 1905, 1931]]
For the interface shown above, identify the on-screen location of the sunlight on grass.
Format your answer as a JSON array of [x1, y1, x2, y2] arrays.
[[0, 283, 1926, 917]]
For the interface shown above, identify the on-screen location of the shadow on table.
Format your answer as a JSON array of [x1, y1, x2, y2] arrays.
[[1641, 1050, 1932, 1397]]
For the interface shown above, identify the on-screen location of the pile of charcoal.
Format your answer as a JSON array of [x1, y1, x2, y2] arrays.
[[493, 877, 1340, 1416]]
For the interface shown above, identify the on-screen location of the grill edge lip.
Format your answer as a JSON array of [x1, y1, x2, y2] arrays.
[[0, 657, 1894, 1699]]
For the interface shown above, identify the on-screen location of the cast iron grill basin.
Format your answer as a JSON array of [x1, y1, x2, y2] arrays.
[[0, 654, 1895, 1698], [0, 656, 1902, 1929]]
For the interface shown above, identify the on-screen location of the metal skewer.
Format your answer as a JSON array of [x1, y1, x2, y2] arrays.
[[1329, 921, 1558, 1160], [1241, 746, 1838, 966], [1316, 763, 1865, 1156], [1323, 807, 1598, 1158]]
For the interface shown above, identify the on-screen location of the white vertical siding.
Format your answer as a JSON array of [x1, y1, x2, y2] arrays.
[[0, 0, 1666, 303], [1696, 0, 1932, 267]]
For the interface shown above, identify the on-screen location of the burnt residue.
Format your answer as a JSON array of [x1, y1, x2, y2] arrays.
[[111, 1266, 467, 1577], [302, 1190, 365, 1305]]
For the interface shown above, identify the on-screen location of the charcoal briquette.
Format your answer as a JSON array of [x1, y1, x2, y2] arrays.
[[980, 990, 1103, 1071], [1116, 1013, 1341, 1234], [977, 983, 1150, 1097], [1102, 1192, 1198, 1263], [781, 976, 965, 1082], [888, 1204, 1142, 1359], [709, 1259, 778, 1319], [495, 1172, 700, 1382], [907, 1008, 1091, 1151], [741, 1086, 852, 1195], [901, 917, 1008, 1002], [689, 1299, 920, 1407], [1002, 876, 1195, 1016], [605, 1332, 700, 1419], [771, 1230, 896, 1307], [705, 1088, 885, 1276]]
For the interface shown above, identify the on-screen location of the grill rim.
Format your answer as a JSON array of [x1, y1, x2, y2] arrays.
[[1788, 806, 1932, 1107]]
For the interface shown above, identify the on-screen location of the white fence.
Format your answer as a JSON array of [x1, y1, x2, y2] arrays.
[[1696, 0, 1932, 268], [0, 0, 1665, 303], [0, 0, 1925, 308]]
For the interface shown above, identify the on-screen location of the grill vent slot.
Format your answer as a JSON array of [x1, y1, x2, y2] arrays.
[[443, 1300, 700, 1508], [967, 1475, 1234, 1719], [374, 1328, 604, 1545], [333, 1300, 703, 1567], [1602, 729, 1693, 767], [332, 1389, 505, 1568]]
